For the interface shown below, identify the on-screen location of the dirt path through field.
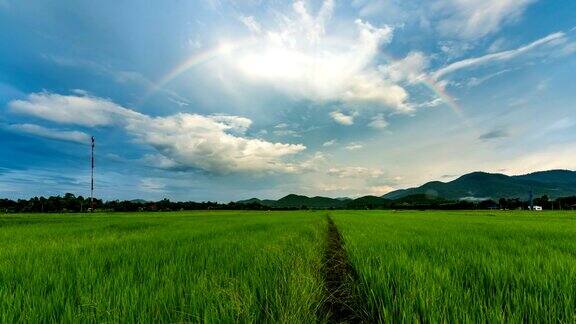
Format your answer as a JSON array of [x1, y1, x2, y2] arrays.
[[321, 215, 365, 323]]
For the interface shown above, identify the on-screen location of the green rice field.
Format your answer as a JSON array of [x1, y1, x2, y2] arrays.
[[0, 210, 574, 322], [332, 211, 576, 323], [0, 211, 326, 322]]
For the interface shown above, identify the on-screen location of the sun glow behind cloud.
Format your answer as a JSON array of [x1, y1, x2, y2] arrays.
[[147, 1, 418, 113]]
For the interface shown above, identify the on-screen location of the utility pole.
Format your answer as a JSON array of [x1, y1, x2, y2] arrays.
[[90, 136, 95, 212]]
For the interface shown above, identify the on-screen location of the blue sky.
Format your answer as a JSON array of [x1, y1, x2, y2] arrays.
[[1, 0, 575, 201]]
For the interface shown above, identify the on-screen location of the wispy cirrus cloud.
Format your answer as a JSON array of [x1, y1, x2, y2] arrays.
[[345, 142, 363, 150], [432, 32, 567, 80], [353, 0, 537, 39], [8, 123, 90, 144], [328, 166, 383, 178], [9, 92, 142, 127], [434, 0, 537, 39]]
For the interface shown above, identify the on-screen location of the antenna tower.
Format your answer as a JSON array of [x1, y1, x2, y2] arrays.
[[91, 136, 95, 212]]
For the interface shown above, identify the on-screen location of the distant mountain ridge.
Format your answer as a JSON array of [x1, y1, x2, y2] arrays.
[[236, 170, 576, 209], [382, 170, 576, 200], [237, 194, 349, 209]]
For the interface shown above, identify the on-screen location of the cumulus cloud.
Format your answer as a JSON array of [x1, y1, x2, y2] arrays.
[[228, 1, 412, 111], [128, 113, 306, 174], [368, 114, 389, 129], [8, 123, 90, 144], [330, 111, 355, 125], [433, 32, 566, 80], [141, 154, 181, 170], [9, 92, 307, 174], [342, 72, 410, 110], [206, 114, 253, 133]]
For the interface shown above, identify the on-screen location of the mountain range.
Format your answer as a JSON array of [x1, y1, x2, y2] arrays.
[[382, 170, 576, 200], [237, 170, 576, 208]]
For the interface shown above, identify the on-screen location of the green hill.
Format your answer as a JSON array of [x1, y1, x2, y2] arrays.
[[383, 170, 576, 200], [345, 196, 391, 209], [238, 194, 348, 209]]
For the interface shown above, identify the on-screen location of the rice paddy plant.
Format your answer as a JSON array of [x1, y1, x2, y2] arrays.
[[332, 210, 576, 323], [0, 211, 326, 323]]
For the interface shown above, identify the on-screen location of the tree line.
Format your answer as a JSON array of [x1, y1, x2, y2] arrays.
[[1, 193, 575, 213], [0, 193, 269, 213]]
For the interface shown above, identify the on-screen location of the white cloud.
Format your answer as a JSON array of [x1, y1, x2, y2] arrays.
[[239, 15, 262, 34], [141, 154, 181, 170], [368, 113, 389, 129], [9, 92, 141, 127], [123, 114, 307, 174], [354, 0, 535, 39], [345, 143, 363, 150], [438, 41, 474, 60], [227, 1, 412, 111], [208, 115, 252, 133], [487, 38, 507, 53], [415, 97, 443, 108], [322, 139, 336, 147], [9, 92, 307, 174], [466, 69, 513, 87], [366, 185, 396, 196], [292, 0, 334, 43], [556, 42, 576, 57], [328, 166, 383, 178], [433, 32, 566, 80], [330, 111, 355, 125], [435, 0, 536, 39], [273, 129, 301, 137], [140, 178, 166, 193], [380, 51, 429, 84], [342, 72, 410, 111], [8, 123, 90, 144]]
